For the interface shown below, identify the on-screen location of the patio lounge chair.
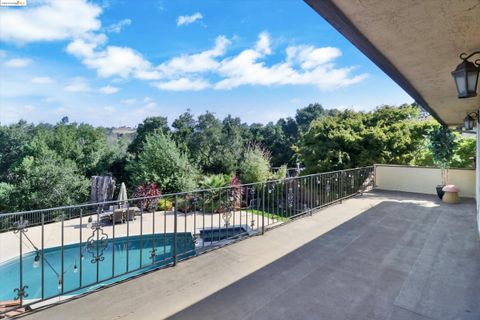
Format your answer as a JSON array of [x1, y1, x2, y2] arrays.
[[112, 210, 125, 224], [125, 209, 136, 221]]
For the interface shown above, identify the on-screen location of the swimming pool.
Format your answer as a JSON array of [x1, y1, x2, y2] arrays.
[[0, 233, 195, 302]]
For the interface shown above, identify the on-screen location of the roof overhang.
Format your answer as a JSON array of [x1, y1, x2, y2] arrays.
[[305, 0, 480, 126]]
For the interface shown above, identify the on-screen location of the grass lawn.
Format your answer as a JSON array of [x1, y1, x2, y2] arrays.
[[249, 209, 290, 222]]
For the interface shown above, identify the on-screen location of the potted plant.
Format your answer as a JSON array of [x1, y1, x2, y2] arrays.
[[428, 127, 457, 199]]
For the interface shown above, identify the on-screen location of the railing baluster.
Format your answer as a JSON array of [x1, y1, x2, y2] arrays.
[[61, 212, 64, 294], [218, 190, 222, 242], [112, 205, 116, 276], [152, 201, 155, 266], [210, 192, 214, 246], [19, 216, 23, 306], [262, 183, 265, 234], [232, 188, 235, 236], [194, 192, 197, 248], [201, 192, 205, 249], [41, 213, 45, 300], [163, 198, 167, 264], [80, 209, 83, 287], [126, 202, 130, 273], [139, 202, 144, 269], [184, 193, 188, 256], [96, 206, 100, 284], [173, 195, 178, 266]]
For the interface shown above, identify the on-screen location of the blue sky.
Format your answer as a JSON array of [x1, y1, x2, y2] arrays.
[[0, 0, 413, 127]]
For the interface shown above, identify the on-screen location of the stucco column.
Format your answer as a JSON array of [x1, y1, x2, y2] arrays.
[[477, 112, 480, 235]]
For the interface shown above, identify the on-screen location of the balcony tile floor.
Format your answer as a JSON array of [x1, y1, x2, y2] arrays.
[[23, 190, 480, 320]]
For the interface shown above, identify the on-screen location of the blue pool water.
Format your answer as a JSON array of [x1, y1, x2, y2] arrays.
[[0, 233, 195, 301]]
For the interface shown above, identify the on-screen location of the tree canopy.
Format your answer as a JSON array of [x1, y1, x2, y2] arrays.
[[0, 102, 474, 213]]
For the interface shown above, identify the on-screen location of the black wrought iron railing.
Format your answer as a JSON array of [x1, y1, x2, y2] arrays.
[[0, 167, 374, 315]]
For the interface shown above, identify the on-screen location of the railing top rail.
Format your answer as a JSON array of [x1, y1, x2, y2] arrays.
[[0, 166, 374, 217]]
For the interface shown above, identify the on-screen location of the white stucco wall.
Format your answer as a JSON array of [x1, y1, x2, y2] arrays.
[[477, 118, 479, 234], [375, 164, 475, 198]]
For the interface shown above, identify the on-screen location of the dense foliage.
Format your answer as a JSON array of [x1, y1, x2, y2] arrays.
[[0, 103, 475, 212], [239, 145, 271, 184], [127, 133, 197, 193], [300, 105, 441, 172]]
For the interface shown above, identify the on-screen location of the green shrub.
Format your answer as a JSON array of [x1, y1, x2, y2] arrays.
[[127, 132, 198, 193], [271, 164, 288, 181], [0, 182, 14, 212], [199, 174, 231, 190], [157, 198, 174, 211], [175, 196, 198, 213], [239, 145, 271, 184]]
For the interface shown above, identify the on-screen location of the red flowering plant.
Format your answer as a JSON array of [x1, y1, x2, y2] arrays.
[[134, 183, 161, 211], [228, 176, 243, 210]]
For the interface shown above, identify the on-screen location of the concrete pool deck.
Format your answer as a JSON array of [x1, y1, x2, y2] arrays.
[[0, 209, 272, 263], [19, 190, 480, 320]]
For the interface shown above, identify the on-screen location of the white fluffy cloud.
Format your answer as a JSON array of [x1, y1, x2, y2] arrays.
[[84, 45, 150, 78], [99, 85, 119, 94], [215, 35, 367, 90], [155, 78, 211, 91], [4, 58, 32, 68], [121, 98, 137, 105], [157, 35, 230, 77], [67, 33, 154, 79], [153, 32, 366, 91], [64, 77, 91, 92], [0, 0, 102, 44], [32, 76, 53, 84], [177, 13, 203, 26], [63, 28, 365, 92], [106, 19, 132, 33], [66, 33, 107, 59]]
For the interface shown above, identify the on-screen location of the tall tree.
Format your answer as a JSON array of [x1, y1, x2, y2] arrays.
[[189, 111, 223, 173], [128, 116, 170, 155], [295, 103, 328, 132], [219, 115, 244, 174], [172, 110, 196, 154], [8, 148, 89, 211], [299, 105, 437, 173], [0, 120, 34, 181], [127, 132, 197, 193]]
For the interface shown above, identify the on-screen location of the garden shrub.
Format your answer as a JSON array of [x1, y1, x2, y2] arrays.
[[239, 144, 271, 184]]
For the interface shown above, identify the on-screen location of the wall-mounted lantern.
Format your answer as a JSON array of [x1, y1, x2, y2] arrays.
[[452, 51, 480, 99], [464, 111, 478, 131]]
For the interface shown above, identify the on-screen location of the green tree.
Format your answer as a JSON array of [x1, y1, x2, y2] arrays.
[[450, 136, 475, 168], [299, 104, 437, 172], [127, 133, 197, 193], [428, 126, 458, 168], [239, 145, 271, 183], [0, 120, 35, 181], [189, 111, 224, 173], [172, 109, 196, 154], [25, 122, 114, 177], [248, 119, 297, 167], [0, 182, 14, 212], [295, 103, 334, 132], [9, 149, 89, 211], [128, 116, 170, 155], [219, 115, 244, 174]]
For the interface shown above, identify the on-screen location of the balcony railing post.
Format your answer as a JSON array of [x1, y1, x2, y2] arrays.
[[262, 183, 265, 235], [173, 195, 178, 266]]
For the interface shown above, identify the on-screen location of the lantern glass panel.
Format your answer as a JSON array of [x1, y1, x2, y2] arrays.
[[467, 70, 479, 93], [464, 115, 475, 131], [454, 71, 467, 96]]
